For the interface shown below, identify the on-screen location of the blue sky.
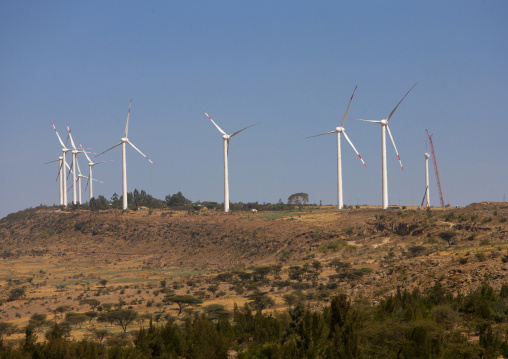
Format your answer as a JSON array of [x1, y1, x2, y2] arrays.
[[1, 1, 507, 218]]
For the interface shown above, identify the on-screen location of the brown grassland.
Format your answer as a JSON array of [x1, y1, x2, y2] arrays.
[[0, 202, 507, 343]]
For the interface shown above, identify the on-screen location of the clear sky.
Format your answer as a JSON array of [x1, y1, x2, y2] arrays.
[[1, 0, 507, 218]]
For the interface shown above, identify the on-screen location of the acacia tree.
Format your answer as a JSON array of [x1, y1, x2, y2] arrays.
[[288, 193, 309, 211], [107, 309, 138, 332], [246, 290, 275, 314], [163, 295, 202, 316], [80, 298, 101, 311]]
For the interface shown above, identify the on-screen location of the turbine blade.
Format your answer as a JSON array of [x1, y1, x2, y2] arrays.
[[125, 99, 132, 138], [386, 83, 417, 122], [341, 85, 357, 128], [79, 142, 93, 162], [52, 122, 67, 148], [94, 160, 113, 165], [66, 124, 78, 150], [203, 110, 227, 136], [231, 123, 259, 137], [95, 142, 122, 157], [226, 139, 229, 157], [56, 161, 63, 181], [76, 156, 82, 175], [127, 140, 155, 166], [85, 178, 89, 192], [306, 130, 336, 138], [355, 119, 381, 124], [92, 178, 104, 184], [44, 159, 60, 165], [386, 125, 403, 171], [342, 130, 367, 168]]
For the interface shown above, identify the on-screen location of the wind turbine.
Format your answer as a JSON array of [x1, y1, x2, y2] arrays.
[[307, 86, 367, 209], [203, 110, 258, 213], [96, 99, 155, 210], [79, 142, 107, 202], [356, 83, 417, 209], [51, 123, 72, 206]]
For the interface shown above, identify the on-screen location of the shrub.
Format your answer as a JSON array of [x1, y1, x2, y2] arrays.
[[475, 252, 487, 262], [458, 257, 468, 265]]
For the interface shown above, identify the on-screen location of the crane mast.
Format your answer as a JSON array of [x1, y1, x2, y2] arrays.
[[426, 129, 445, 207]]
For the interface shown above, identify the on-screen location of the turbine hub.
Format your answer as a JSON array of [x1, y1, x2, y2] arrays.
[[121, 137, 128, 143], [335, 127, 343, 133], [223, 134, 230, 140], [425, 153, 430, 158], [380, 119, 388, 125]]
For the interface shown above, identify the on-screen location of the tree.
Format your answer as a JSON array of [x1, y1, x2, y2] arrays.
[[28, 313, 48, 330], [65, 312, 88, 328], [207, 284, 219, 298], [163, 295, 202, 316], [89, 195, 109, 210], [0, 322, 16, 341], [85, 311, 99, 323], [246, 290, 275, 314], [107, 309, 138, 332], [203, 304, 231, 321], [165, 192, 191, 208], [252, 266, 272, 281], [287, 193, 309, 211], [7, 287, 25, 302], [110, 193, 120, 208], [80, 298, 101, 311], [89, 328, 109, 343], [52, 305, 72, 320], [438, 231, 457, 247]]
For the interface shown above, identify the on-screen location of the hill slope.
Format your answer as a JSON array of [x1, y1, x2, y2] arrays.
[[0, 203, 507, 339]]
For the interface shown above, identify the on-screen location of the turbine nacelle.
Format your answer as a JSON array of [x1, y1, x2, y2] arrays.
[[121, 137, 128, 143], [223, 134, 231, 141], [335, 126, 344, 133], [380, 119, 388, 126]]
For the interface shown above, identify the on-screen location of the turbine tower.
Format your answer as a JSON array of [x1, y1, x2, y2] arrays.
[[424, 152, 430, 207], [307, 86, 367, 209], [96, 99, 155, 210], [79, 142, 107, 202], [44, 156, 65, 205], [203, 110, 258, 213], [52, 123, 71, 206], [357, 83, 416, 209]]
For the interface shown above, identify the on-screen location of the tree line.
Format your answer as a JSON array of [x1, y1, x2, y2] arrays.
[[82, 190, 311, 212], [2, 282, 508, 358]]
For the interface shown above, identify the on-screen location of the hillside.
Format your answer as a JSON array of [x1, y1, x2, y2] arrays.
[[0, 202, 507, 342]]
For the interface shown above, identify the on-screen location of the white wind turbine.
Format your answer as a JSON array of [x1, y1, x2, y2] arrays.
[[307, 86, 367, 209], [96, 99, 155, 210], [203, 110, 258, 213], [51, 123, 72, 206], [357, 83, 417, 209], [79, 142, 107, 202]]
